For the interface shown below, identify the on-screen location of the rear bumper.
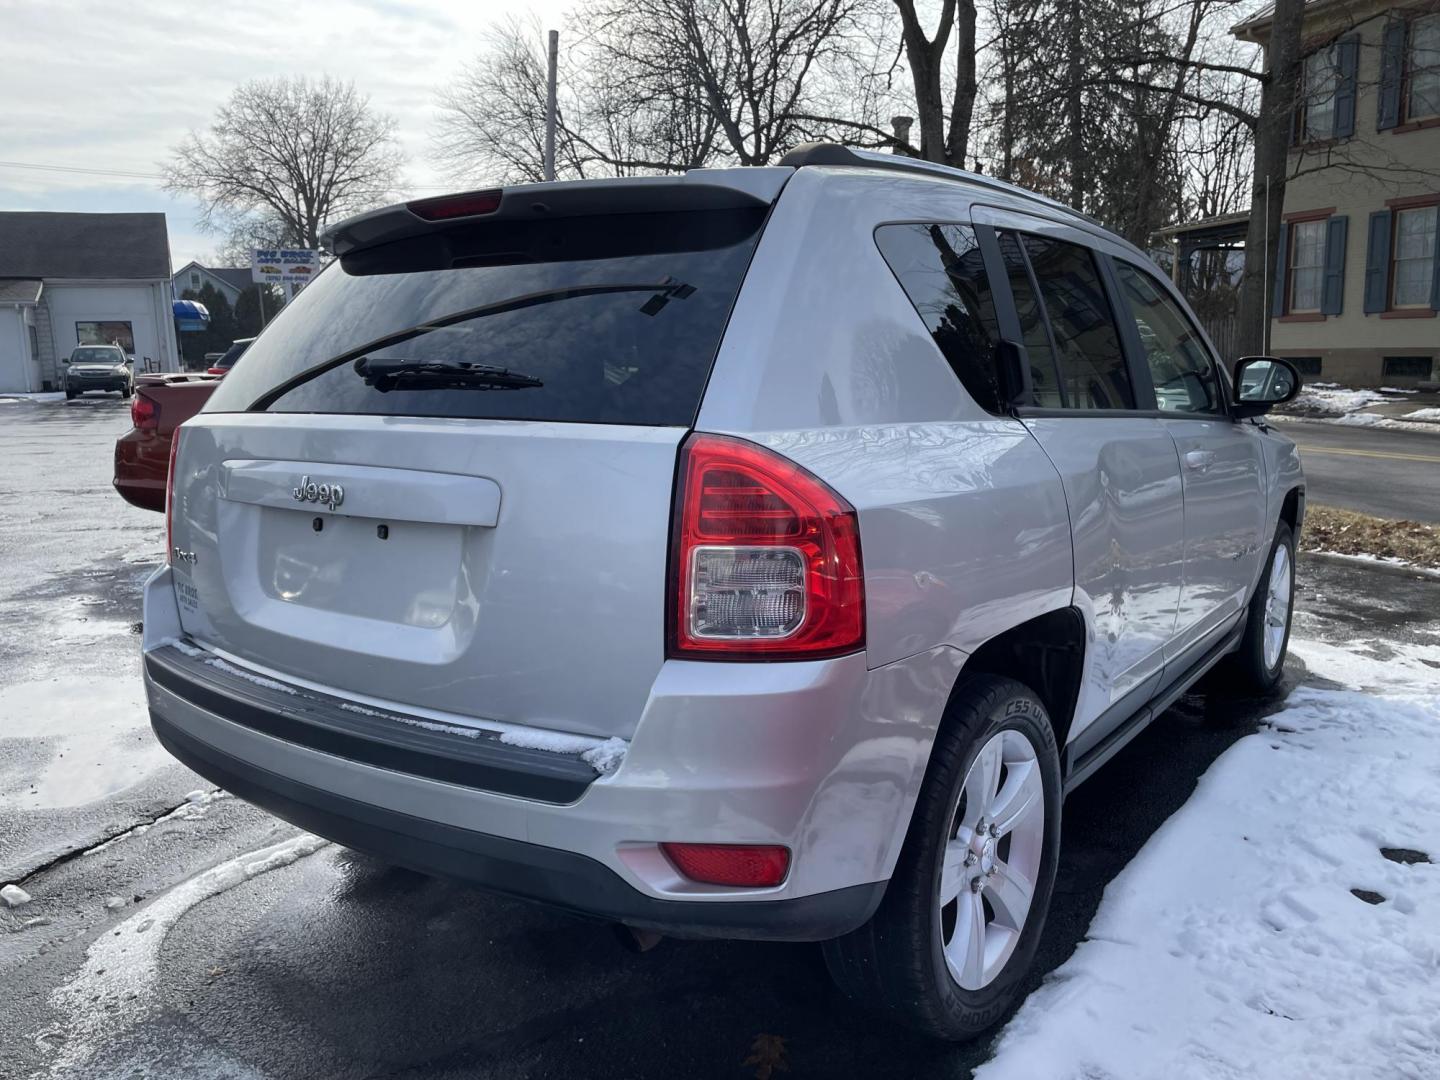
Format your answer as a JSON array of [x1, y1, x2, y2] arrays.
[[141, 567, 963, 940], [152, 706, 883, 940]]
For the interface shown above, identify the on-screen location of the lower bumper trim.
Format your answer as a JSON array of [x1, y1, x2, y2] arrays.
[[151, 709, 885, 942]]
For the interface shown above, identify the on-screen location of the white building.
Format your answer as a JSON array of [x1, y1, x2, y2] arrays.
[[0, 212, 180, 393]]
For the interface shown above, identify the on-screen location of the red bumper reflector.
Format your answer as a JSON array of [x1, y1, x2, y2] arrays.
[[661, 843, 790, 887]]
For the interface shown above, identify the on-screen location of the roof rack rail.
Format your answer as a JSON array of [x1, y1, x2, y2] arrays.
[[775, 142, 1109, 232]]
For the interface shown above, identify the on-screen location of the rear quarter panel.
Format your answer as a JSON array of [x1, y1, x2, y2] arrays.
[[697, 167, 1074, 671]]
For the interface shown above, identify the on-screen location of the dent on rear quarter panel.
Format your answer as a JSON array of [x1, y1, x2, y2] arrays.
[[697, 167, 1075, 671]]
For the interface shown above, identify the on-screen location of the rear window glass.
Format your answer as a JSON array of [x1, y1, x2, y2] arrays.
[[205, 208, 766, 426], [874, 223, 1006, 413]]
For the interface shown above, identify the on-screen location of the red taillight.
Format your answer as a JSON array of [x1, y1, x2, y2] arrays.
[[669, 433, 864, 660], [165, 429, 181, 565], [131, 391, 158, 431], [406, 188, 503, 221], [661, 843, 791, 888]]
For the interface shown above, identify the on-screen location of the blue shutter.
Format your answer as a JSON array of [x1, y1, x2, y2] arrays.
[[1273, 222, 1290, 318], [1322, 216, 1348, 314], [1364, 210, 1392, 314], [1333, 37, 1358, 138], [1378, 22, 1406, 130]]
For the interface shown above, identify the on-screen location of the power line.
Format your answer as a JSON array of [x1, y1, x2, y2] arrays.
[[0, 159, 166, 180]]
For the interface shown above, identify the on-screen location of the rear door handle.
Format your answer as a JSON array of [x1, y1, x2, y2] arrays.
[[1184, 450, 1215, 472]]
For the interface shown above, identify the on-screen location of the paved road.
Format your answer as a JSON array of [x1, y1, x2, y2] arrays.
[[2, 396, 1438, 1080], [1277, 418, 1440, 522]]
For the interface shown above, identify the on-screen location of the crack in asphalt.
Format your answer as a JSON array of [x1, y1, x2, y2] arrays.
[[11, 789, 223, 886]]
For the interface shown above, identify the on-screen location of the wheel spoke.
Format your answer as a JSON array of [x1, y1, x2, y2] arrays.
[[985, 858, 1035, 930], [988, 760, 1042, 837], [939, 844, 969, 904], [947, 887, 988, 989], [963, 737, 1003, 828]]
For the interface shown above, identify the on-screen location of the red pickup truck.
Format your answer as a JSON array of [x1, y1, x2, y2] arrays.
[[114, 337, 254, 512]]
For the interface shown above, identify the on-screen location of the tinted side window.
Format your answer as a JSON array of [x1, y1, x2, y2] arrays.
[[875, 223, 1006, 413], [1018, 233, 1135, 410], [1114, 262, 1222, 415], [996, 232, 1065, 407]]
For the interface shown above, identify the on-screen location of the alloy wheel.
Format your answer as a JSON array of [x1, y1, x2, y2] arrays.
[[938, 729, 1046, 991], [1264, 544, 1292, 671]]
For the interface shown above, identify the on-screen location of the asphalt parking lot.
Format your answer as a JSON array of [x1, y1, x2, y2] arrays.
[[2, 397, 1437, 1080]]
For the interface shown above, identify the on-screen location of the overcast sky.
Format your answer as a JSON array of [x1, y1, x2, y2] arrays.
[[0, 0, 570, 268]]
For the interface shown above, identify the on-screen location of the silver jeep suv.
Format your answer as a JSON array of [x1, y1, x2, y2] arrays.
[[144, 145, 1303, 1039]]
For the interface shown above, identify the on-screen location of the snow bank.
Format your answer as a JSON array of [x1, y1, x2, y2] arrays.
[[1289, 382, 1391, 416], [1402, 408, 1440, 422], [48, 833, 329, 1071], [977, 639, 1440, 1080]]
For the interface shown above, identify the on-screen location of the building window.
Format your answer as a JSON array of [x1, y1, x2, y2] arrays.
[[1382, 356, 1433, 378], [75, 321, 134, 353], [1407, 14, 1440, 123], [1288, 356, 1323, 376], [191, 272, 200, 288], [1300, 50, 1339, 139], [1392, 206, 1438, 307], [1289, 219, 1327, 312]]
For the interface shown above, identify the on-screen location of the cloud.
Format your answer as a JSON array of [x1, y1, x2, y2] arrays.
[[1, 0, 569, 266]]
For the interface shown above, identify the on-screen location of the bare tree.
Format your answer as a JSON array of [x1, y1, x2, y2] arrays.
[[165, 76, 404, 250], [890, 0, 979, 166], [435, 1, 891, 182]]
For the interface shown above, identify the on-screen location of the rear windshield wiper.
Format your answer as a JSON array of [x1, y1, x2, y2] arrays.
[[354, 357, 543, 392], [246, 280, 692, 412]]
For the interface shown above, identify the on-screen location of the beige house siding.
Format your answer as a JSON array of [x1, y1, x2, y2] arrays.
[[1248, 1, 1440, 386]]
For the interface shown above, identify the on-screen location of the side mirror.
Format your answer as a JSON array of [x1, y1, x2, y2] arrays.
[[61, 356, 71, 364], [1232, 356, 1302, 418], [125, 356, 135, 366]]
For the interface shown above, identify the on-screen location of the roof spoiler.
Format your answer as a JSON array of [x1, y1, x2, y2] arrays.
[[322, 168, 792, 257]]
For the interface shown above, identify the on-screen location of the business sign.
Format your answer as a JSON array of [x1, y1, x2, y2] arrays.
[[251, 248, 320, 285]]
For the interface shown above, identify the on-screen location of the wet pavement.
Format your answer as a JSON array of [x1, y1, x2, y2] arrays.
[[2, 397, 1438, 1080]]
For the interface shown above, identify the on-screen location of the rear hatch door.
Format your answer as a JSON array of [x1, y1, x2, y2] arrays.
[[169, 174, 785, 739]]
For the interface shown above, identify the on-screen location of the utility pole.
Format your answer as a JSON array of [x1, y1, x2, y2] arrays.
[[544, 29, 559, 182]]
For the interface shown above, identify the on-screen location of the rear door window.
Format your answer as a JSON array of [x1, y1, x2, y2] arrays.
[[205, 208, 767, 427], [1008, 232, 1135, 410], [995, 232, 1066, 407], [874, 223, 1007, 414]]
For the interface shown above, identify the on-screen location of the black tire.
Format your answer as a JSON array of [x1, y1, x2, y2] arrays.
[[65, 389, 77, 400], [1224, 521, 1296, 693], [121, 384, 133, 399], [823, 674, 1062, 1040]]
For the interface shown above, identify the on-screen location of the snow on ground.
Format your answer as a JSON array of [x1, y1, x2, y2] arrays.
[[1289, 382, 1392, 415], [1278, 383, 1440, 433], [977, 638, 1440, 1080], [0, 674, 171, 810], [45, 832, 331, 1073]]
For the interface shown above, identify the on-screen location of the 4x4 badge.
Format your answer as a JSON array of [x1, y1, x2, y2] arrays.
[[292, 475, 345, 511]]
